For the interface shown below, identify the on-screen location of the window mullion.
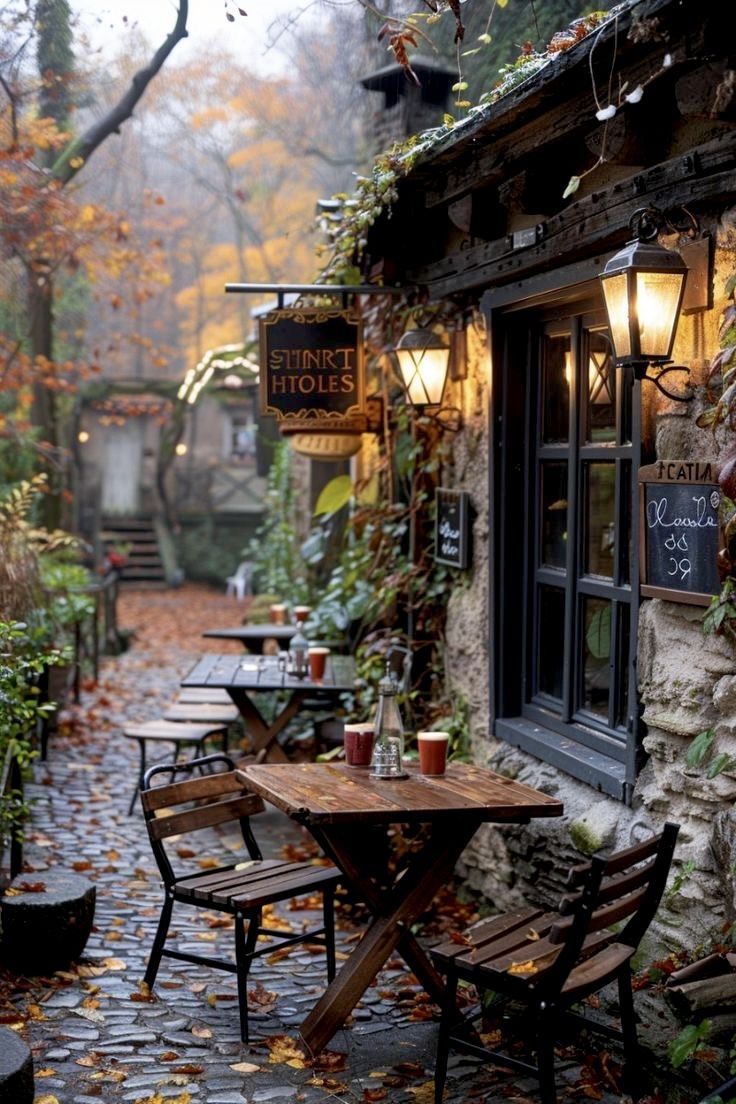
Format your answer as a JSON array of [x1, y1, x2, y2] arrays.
[[561, 319, 581, 721]]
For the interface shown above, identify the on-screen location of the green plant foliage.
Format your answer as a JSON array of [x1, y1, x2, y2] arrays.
[[669, 1019, 712, 1068], [0, 619, 65, 843], [686, 728, 716, 769], [314, 475, 353, 518], [704, 577, 736, 642], [685, 727, 736, 779], [243, 442, 309, 602], [39, 556, 96, 649]]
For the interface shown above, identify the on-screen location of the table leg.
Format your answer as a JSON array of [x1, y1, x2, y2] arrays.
[[227, 690, 307, 764], [300, 817, 480, 1056]]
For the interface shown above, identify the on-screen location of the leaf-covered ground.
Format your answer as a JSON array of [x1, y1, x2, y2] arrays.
[[0, 585, 683, 1103]]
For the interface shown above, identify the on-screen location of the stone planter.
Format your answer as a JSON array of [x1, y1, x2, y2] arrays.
[[0, 1027, 33, 1103], [1, 870, 95, 974]]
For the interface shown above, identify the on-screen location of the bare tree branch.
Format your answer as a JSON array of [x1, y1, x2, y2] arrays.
[[0, 71, 18, 144], [51, 0, 189, 185]]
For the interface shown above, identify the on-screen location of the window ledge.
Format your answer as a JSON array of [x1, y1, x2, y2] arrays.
[[496, 716, 627, 801]]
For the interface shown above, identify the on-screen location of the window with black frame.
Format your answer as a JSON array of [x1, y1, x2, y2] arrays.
[[495, 305, 639, 800]]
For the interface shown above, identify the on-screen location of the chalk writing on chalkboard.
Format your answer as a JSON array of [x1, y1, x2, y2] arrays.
[[639, 462, 722, 606], [435, 489, 470, 569]]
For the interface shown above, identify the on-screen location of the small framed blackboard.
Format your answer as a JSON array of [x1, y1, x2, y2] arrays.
[[639, 461, 722, 606], [435, 489, 470, 569]]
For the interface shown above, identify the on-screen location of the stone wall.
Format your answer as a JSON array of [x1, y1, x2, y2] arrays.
[[442, 212, 736, 950]]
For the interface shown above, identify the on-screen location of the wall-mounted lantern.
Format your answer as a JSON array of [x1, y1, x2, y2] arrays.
[[394, 327, 451, 409], [393, 326, 463, 430], [600, 206, 694, 401]]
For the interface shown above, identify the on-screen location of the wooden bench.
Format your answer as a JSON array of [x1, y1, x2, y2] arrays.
[[431, 823, 680, 1104], [140, 753, 341, 1043]]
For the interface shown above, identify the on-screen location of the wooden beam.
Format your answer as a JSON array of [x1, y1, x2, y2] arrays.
[[405, 134, 736, 298], [413, 13, 710, 209]]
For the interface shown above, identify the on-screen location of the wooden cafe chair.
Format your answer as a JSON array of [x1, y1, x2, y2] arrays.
[[430, 822, 680, 1104], [139, 753, 340, 1042]]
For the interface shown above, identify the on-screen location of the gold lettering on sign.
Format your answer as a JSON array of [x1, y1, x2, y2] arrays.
[[270, 373, 355, 395], [268, 348, 355, 371]]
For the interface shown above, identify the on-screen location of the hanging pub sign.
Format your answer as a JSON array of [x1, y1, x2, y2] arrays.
[[259, 308, 366, 432], [435, 489, 471, 569], [639, 461, 722, 606]]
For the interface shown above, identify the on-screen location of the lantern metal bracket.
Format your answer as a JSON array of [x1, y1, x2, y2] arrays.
[[637, 362, 693, 403], [414, 406, 463, 433], [630, 205, 700, 243]]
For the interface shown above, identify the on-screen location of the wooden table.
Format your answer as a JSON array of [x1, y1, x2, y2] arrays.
[[202, 624, 296, 653], [235, 761, 563, 1054], [181, 653, 355, 764]]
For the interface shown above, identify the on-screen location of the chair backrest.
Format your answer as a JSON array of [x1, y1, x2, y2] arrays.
[[232, 562, 252, 582], [538, 822, 680, 997], [140, 753, 265, 886]]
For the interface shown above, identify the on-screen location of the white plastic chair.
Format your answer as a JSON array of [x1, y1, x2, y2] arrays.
[[225, 561, 252, 599]]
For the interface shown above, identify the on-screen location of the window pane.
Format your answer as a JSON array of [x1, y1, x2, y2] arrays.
[[581, 597, 611, 719], [584, 331, 615, 443], [542, 334, 570, 443], [584, 462, 616, 578], [537, 585, 565, 700], [540, 462, 568, 568]]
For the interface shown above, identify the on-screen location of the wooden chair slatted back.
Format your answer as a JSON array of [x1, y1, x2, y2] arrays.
[[140, 756, 264, 887], [559, 855, 656, 915], [549, 888, 647, 944], [538, 823, 679, 998], [566, 832, 662, 886], [141, 770, 249, 812], [147, 794, 265, 842]]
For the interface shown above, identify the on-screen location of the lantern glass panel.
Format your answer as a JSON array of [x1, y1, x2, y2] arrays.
[[601, 272, 631, 359], [636, 269, 685, 360], [396, 346, 449, 406]]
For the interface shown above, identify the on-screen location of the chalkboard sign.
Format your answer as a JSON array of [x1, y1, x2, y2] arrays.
[[259, 308, 365, 432], [639, 461, 722, 606], [435, 489, 470, 569]]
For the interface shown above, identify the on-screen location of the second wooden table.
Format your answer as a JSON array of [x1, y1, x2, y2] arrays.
[[181, 653, 355, 763]]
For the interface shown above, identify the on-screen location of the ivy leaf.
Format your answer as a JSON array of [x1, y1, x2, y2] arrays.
[[685, 728, 715, 769], [562, 175, 581, 199], [707, 753, 736, 779], [313, 475, 353, 517], [669, 1020, 711, 1068]]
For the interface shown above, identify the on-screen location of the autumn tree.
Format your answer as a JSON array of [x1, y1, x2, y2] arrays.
[[0, 0, 190, 521]]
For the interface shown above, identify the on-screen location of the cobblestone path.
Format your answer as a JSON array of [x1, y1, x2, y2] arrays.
[[2, 586, 650, 1103]]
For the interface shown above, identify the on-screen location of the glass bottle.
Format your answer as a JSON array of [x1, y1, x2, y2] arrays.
[[289, 620, 309, 679], [373, 662, 404, 758]]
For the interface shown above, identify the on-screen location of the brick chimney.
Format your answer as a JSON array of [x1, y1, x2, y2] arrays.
[[360, 54, 456, 155]]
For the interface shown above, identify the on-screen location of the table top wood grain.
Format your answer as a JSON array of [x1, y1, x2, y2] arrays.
[[235, 761, 564, 825], [181, 653, 356, 694]]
